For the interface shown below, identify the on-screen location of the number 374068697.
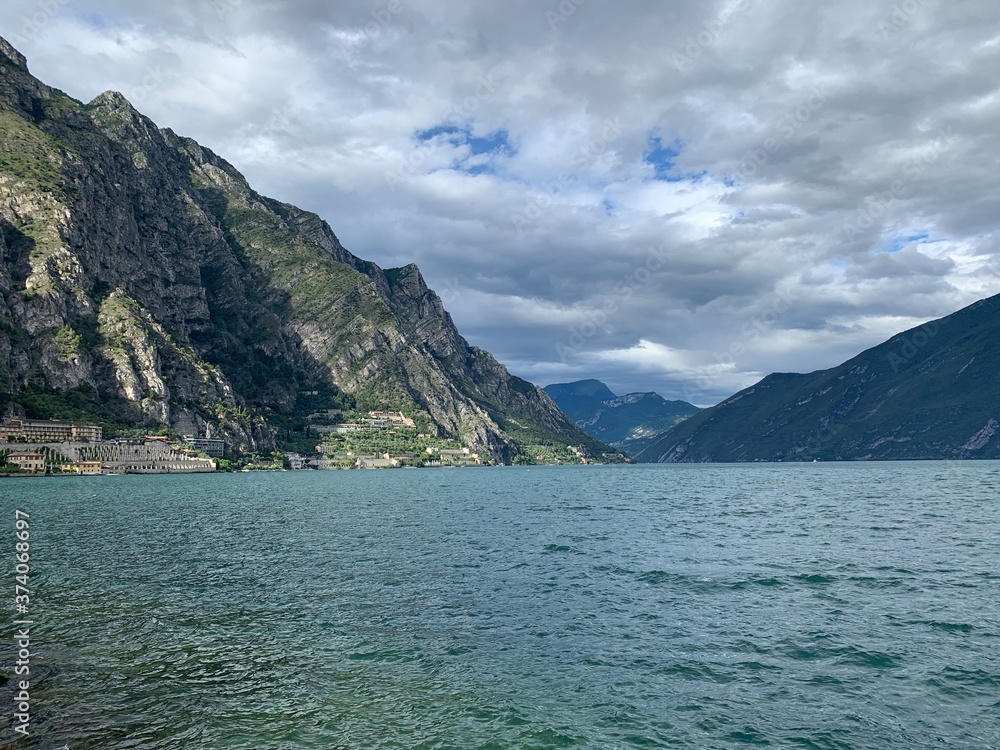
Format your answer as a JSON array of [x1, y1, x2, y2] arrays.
[[15, 510, 30, 612]]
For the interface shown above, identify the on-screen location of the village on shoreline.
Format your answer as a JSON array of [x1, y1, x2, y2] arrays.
[[0, 411, 599, 476]]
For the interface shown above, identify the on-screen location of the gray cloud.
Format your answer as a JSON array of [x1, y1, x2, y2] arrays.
[[6, 0, 1000, 405]]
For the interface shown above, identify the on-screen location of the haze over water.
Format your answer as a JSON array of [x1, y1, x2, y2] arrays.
[[3, 463, 999, 748]]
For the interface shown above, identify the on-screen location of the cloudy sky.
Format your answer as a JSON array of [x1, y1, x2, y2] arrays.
[[6, 0, 1000, 405]]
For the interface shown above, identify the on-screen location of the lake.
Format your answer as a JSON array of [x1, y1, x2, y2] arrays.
[[1, 463, 998, 748]]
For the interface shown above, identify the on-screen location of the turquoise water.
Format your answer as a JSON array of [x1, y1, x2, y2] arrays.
[[1, 463, 999, 748]]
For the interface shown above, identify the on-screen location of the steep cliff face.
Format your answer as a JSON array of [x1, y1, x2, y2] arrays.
[[0, 39, 609, 461], [637, 293, 1000, 462]]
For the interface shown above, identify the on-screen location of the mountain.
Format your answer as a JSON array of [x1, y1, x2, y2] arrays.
[[543, 380, 618, 422], [0, 38, 618, 463], [544, 380, 700, 456], [637, 293, 1000, 462]]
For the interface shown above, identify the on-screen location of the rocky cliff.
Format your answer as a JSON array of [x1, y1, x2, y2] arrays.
[[0, 39, 612, 462]]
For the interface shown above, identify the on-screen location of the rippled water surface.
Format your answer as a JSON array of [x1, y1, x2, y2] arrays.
[[2, 462, 999, 748]]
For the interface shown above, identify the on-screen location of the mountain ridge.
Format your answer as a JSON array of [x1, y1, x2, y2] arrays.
[[545, 380, 700, 456], [0, 38, 617, 463], [637, 293, 1000, 462]]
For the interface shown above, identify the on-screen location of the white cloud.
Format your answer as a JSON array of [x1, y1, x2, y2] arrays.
[[7, 0, 1000, 403]]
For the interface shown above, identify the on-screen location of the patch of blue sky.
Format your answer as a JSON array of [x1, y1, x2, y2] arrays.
[[874, 232, 931, 254], [416, 125, 514, 176], [468, 129, 512, 157], [416, 124, 464, 144], [461, 163, 494, 176], [644, 135, 680, 178], [643, 135, 707, 183]]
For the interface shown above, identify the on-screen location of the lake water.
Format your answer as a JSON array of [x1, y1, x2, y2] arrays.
[[1, 463, 999, 749]]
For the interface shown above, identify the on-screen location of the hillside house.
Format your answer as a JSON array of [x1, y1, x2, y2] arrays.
[[8, 451, 45, 472]]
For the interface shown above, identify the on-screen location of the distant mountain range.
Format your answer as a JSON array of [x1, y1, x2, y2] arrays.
[[638, 292, 1000, 462], [544, 380, 700, 456]]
